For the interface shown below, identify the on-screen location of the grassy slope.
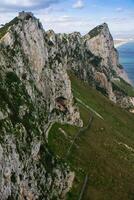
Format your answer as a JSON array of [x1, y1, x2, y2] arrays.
[[48, 72, 134, 200], [112, 78, 134, 97]]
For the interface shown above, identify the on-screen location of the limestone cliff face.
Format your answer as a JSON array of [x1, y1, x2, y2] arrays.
[[83, 23, 134, 107], [0, 12, 134, 200], [85, 23, 119, 70], [0, 12, 81, 200], [84, 23, 131, 84], [52, 23, 134, 108], [1, 12, 81, 126], [42, 23, 134, 108]]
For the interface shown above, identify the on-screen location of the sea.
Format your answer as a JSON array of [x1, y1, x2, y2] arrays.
[[117, 42, 134, 85]]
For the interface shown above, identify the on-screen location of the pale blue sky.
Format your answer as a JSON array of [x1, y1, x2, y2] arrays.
[[0, 0, 134, 38]]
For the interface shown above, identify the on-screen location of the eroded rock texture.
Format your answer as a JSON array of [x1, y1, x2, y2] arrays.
[[0, 11, 134, 200], [0, 12, 81, 200]]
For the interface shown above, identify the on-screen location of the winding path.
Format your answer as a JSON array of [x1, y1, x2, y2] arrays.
[[78, 173, 89, 200], [66, 115, 93, 158]]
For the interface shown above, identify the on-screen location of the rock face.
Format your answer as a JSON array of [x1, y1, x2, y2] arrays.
[[85, 23, 131, 84], [1, 12, 82, 127], [0, 12, 81, 200], [51, 23, 134, 107], [0, 12, 134, 200], [85, 23, 118, 68], [83, 23, 134, 107]]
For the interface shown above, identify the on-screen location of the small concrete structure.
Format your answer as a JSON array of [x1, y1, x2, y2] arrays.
[[18, 11, 34, 20]]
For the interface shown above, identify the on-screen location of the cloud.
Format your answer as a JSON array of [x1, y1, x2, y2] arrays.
[[36, 12, 93, 34], [116, 7, 124, 12], [92, 4, 97, 8], [42, 15, 77, 24], [101, 17, 108, 21], [4, 0, 37, 7], [0, 0, 63, 12], [0, 0, 66, 27], [100, 16, 129, 24], [72, 0, 84, 9], [0, 0, 133, 38]]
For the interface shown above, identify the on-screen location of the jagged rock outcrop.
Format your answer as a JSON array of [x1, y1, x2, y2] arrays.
[[48, 22, 134, 108], [85, 23, 120, 71], [0, 12, 82, 200], [82, 23, 134, 106], [1, 12, 82, 126], [83, 23, 134, 107], [0, 11, 134, 200]]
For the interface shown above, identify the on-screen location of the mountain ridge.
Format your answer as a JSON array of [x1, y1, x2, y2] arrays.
[[0, 11, 134, 199]]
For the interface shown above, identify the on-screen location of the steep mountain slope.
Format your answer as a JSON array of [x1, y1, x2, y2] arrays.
[[84, 23, 134, 107], [0, 12, 81, 200], [0, 11, 134, 200], [49, 72, 134, 200], [0, 12, 81, 126], [44, 22, 134, 109]]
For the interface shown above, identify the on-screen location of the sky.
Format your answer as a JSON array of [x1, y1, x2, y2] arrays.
[[0, 0, 134, 38]]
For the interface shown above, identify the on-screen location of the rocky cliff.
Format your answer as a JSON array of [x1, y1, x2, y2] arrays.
[[0, 12, 82, 200], [84, 23, 134, 105], [0, 12, 134, 200], [55, 23, 134, 108]]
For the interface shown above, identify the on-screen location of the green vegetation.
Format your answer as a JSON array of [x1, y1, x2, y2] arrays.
[[0, 17, 18, 39], [96, 83, 108, 96], [48, 72, 134, 200], [0, 70, 41, 136], [112, 77, 134, 97], [118, 64, 124, 69]]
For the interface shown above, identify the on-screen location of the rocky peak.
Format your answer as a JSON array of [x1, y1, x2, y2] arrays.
[[0, 12, 134, 199], [87, 22, 109, 39], [84, 22, 115, 63], [18, 11, 34, 20], [84, 22, 131, 84], [82, 23, 133, 105], [1, 12, 82, 127], [0, 12, 84, 200]]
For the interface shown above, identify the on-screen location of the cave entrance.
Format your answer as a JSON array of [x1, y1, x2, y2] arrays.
[[55, 96, 68, 112]]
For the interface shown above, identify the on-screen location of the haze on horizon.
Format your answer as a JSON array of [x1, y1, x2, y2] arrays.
[[0, 0, 134, 39]]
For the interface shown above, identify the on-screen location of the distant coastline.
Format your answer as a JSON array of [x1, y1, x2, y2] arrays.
[[114, 39, 134, 48], [114, 39, 128, 48], [117, 41, 134, 86], [114, 41, 127, 48]]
